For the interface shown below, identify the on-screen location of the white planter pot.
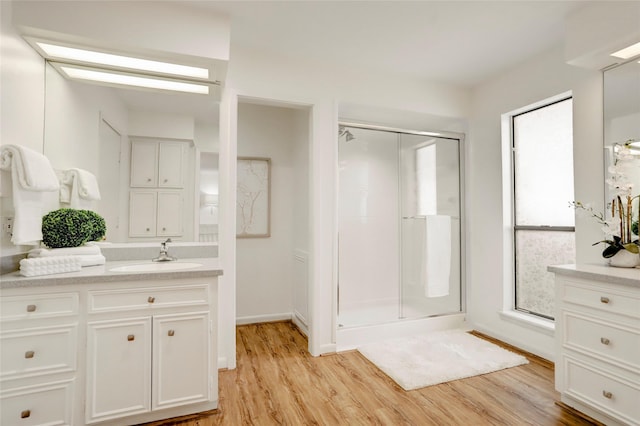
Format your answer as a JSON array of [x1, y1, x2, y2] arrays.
[[608, 249, 640, 268]]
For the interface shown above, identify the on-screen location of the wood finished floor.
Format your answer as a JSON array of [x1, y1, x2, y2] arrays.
[[142, 321, 598, 426]]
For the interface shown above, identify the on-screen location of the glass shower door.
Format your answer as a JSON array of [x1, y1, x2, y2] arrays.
[[399, 134, 462, 319]]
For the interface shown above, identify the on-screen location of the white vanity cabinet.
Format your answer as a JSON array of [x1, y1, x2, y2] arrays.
[[130, 139, 184, 189], [551, 265, 640, 426], [0, 270, 219, 426], [0, 292, 79, 426]]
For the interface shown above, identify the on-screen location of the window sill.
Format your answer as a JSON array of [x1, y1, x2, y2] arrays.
[[499, 310, 555, 336]]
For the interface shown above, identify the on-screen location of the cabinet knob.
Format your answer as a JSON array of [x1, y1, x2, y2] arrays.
[[162, 227, 166, 231], [168, 329, 175, 337], [602, 390, 613, 399], [163, 179, 168, 183], [600, 296, 610, 304], [26, 304, 36, 312], [127, 334, 135, 341], [148, 296, 155, 303], [146, 228, 150, 232], [600, 337, 611, 345], [24, 351, 35, 359], [21, 410, 31, 419], [147, 178, 152, 182]]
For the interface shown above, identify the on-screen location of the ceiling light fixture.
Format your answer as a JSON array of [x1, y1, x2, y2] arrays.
[[35, 41, 209, 80], [611, 41, 640, 59], [56, 63, 210, 94]]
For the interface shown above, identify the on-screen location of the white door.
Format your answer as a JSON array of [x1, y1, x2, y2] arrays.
[[98, 118, 122, 241], [86, 318, 151, 423], [130, 141, 158, 187], [152, 313, 210, 410], [129, 191, 157, 237], [157, 191, 183, 236], [158, 142, 184, 188]]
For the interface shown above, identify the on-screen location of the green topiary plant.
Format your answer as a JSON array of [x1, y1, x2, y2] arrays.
[[41, 208, 107, 248]]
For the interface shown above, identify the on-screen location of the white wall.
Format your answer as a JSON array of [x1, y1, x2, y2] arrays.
[[467, 45, 603, 361], [236, 102, 304, 323], [0, 0, 47, 256]]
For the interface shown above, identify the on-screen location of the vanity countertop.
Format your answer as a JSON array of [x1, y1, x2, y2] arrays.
[[548, 263, 640, 288], [0, 257, 222, 289]]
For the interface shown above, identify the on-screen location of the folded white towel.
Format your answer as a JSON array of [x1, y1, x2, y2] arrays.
[[0, 144, 60, 245], [19, 256, 82, 277], [77, 254, 106, 267], [61, 168, 101, 209], [0, 145, 60, 191], [28, 244, 102, 257]]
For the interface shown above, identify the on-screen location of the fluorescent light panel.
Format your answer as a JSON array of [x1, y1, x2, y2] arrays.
[[60, 65, 209, 94], [611, 41, 640, 59], [37, 42, 209, 79]]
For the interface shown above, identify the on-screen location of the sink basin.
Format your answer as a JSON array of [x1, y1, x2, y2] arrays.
[[109, 262, 203, 273]]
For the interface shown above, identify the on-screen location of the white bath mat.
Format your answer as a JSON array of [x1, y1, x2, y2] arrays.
[[357, 329, 529, 391]]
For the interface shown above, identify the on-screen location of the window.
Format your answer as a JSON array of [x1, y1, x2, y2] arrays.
[[512, 97, 575, 319]]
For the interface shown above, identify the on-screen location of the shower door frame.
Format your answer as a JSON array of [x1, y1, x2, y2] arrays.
[[337, 120, 467, 325]]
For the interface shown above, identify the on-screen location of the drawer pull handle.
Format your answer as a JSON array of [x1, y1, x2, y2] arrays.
[[127, 334, 135, 341], [24, 351, 35, 359], [602, 390, 613, 399], [148, 296, 155, 303], [168, 329, 175, 337], [600, 296, 610, 304], [21, 410, 31, 419], [26, 304, 36, 312], [600, 337, 611, 345]]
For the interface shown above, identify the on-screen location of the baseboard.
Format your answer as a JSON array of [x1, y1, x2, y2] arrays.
[[292, 310, 308, 336], [236, 312, 293, 325]]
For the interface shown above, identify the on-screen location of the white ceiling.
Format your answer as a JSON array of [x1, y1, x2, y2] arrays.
[[189, 1, 588, 88], [117, 1, 593, 122]]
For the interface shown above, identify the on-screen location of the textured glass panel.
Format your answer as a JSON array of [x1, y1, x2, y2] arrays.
[[515, 230, 576, 318], [514, 99, 574, 226]]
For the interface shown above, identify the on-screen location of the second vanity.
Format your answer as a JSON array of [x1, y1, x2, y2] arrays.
[[0, 258, 222, 426]]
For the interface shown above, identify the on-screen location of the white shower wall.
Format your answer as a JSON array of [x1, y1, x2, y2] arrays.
[[338, 129, 400, 318]]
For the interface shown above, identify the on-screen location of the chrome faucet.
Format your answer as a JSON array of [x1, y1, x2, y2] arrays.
[[153, 238, 177, 262]]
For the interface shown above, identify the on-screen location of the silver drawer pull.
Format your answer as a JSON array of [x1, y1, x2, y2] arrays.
[[148, 296, 155, 303], [168, 329, 175, 337], [26, 304, 36, 312], [24, 351, 35, 359], [602, 390, 613, 399], [600, 337, 611, 345], [600, 296, 610, 304], [127, 334, 135, 342], [21, 410, 31, 419]]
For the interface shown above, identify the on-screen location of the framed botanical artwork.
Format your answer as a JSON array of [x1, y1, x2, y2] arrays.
[[236, 157, 271, 238]]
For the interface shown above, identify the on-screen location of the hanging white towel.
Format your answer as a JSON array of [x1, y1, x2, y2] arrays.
[[0, 144, 60, 245], [424, 215, 451, 298], [61, 168, 101, 209]]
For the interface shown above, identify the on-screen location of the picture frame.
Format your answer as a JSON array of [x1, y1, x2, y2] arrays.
[[236, 157, 271, 238]]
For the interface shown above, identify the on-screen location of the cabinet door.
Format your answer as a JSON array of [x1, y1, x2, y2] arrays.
[[152, 313, 209, 410], [157, 191, 183, 236], [129, 191, 157, 237], [158, 142, 184, 188], [130, 141, 158, 187], [86, 318, 151, 424]]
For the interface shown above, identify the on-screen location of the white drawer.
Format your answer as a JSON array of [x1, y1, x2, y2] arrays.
[[562, 281, 640, 319], [88, 284, 209, 313], [1, 324, 77, 381], [564, 312, 640, 371], [564, 357, 640, 426], [0, 293, 79, 321], [0, 380, 74, 426]]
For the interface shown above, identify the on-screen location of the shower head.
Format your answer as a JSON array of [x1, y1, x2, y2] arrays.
[[339, 126, 356, 142]]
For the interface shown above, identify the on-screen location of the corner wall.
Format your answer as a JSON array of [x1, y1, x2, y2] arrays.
[[467, 45, 603, 361]]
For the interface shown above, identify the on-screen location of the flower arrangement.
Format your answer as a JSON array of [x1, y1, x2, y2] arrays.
[[571, 140, 639, 258]]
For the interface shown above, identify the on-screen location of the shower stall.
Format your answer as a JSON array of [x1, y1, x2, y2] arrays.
[[337, 122, 465, 347]]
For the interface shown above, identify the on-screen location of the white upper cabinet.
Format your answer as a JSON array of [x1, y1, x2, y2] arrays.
[[131, 140, 184, 189]]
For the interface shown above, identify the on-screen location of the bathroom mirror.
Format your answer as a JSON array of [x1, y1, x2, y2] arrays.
[[43, 62, 220, 243], [603, 58, 640, 207]]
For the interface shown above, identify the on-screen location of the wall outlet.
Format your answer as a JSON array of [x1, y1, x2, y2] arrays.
[[2, 216, 13, 237]]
